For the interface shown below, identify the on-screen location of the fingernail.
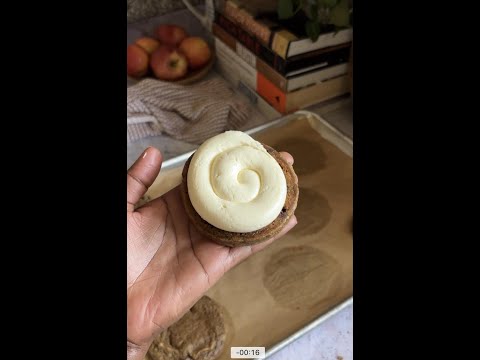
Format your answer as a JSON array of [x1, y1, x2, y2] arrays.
[[142, 147, 154, 163]]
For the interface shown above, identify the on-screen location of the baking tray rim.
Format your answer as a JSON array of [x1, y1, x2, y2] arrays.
[[261, 296, 353, 359], [155, 110, 353, 358], [160, 110, 352, 171]]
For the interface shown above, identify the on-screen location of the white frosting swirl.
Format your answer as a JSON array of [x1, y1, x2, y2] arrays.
[[187, 131, 287, 232]]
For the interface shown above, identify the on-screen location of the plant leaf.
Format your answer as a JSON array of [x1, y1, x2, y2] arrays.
[[321, 0, 339, 9], [305, 20, 321, 42], [307, 2, 318, 20], [330, 0, 350, 27], [278, 0, 294, 19]]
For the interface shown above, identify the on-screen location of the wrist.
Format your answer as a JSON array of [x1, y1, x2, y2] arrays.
[[127, 339, 149, 360]]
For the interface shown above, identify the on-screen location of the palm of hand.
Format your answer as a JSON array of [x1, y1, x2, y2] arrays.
[[127, 147, 296, 356]]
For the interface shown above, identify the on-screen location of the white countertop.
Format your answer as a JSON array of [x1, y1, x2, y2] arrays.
[[268, 304, 353, 360]]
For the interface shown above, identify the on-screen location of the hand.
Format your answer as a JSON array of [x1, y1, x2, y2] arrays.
[[127, 147, 297, 360]]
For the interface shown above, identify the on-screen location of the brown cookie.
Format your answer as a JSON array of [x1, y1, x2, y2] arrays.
[[181, 144, 299, 247], [147, 296, 226, 360]]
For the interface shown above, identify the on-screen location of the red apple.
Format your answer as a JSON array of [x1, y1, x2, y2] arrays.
[[127, 44, 149, 78], [150, 45, 188, 80], [178, 37, 212, 70], [155, 24, 188, 47], [135, 37, 160, 54]]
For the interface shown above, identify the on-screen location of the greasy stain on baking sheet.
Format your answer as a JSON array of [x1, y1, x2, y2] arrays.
[[272, 137, 327, 175], [263, 246, 342, 310], [292, 187, 332, 236]]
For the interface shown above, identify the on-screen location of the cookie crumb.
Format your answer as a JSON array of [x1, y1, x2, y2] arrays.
[[135, 195, 151, 209]]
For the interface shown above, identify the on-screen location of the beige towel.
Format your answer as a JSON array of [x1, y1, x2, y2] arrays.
[[127, 77, 251, 144]]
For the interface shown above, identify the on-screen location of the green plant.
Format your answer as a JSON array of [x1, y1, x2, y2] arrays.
[[278, 0, 352, 41]]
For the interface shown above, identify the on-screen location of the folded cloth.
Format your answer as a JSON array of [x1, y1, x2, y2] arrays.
[[127, 77, 251, 144]]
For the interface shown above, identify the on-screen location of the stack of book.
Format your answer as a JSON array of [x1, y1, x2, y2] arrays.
[[212, 0, 352, 115]]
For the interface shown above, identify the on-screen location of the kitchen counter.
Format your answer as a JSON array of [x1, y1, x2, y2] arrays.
[[126, 93, 352, 167], [127, 8, 353, 167], [127, 102, 353, 360], [127, 8, 353, 360], [269, 304, 353, 360]]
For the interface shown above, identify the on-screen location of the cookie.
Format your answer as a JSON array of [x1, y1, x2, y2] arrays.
[[147, 296, 226, 360], [181, 143, 299, 247]]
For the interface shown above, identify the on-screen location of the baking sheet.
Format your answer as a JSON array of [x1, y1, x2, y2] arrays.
[[143, 111, 352, 359]]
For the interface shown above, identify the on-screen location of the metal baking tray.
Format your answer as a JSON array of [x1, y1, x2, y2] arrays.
[[143, 110, 353, 359], [159, 111, 351, 170]]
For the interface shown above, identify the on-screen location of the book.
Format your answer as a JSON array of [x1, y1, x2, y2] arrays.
[[215, 37, 257, 90], [214, 37, 350, 114], [257, 72, 350, 113], [223, 0, 277, 45], [214, 50, 280, 121], [215, 13, 350, 75], [213, 23, 349, 92], [222, 0, 353, 59]]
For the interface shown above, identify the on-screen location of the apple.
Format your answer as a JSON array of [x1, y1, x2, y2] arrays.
[[155, 24, 188, 47], [178, 37, 212, 70], [150, 45, 188, 80], [127, 44, 149, 78], [135, 37, 160, 55]]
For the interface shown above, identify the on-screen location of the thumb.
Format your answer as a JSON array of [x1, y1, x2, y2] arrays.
[[127, 147, 162, 212]]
